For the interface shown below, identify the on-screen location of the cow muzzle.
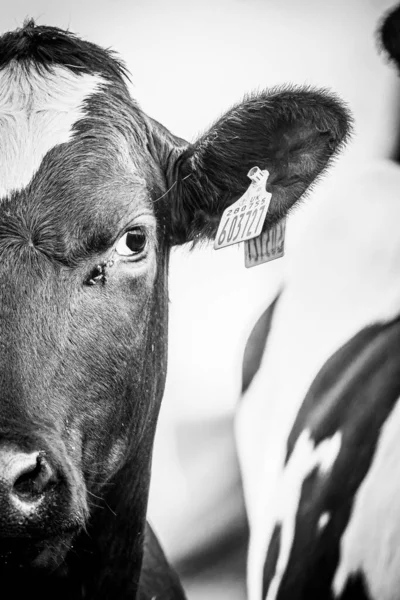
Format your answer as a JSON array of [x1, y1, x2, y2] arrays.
[[0, 448, 55, 507], [0, 443, 86, 569]]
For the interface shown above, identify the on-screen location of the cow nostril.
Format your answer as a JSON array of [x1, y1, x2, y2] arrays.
[[13, 455, 56, 501]]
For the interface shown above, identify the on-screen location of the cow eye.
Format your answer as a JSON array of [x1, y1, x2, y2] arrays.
[[115, 227, 147, 257]]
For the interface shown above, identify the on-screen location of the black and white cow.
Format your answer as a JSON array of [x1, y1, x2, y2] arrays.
[[0, 19, 350, 600], [238, 5, 400, 600]]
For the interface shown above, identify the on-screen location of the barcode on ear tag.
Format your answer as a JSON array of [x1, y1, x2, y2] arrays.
[[244, 218, 286, 268], [214, 167, 272, 250]]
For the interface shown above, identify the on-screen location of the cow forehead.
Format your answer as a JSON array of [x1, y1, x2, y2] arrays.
[[0, 61, 107, 200]]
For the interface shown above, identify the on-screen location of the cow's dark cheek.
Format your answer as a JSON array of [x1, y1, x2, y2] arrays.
[[60, 259, 158, 487]]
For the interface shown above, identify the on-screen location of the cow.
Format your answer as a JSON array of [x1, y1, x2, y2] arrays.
[[237, 4, 400, 600], [0, 19, 350, 600]]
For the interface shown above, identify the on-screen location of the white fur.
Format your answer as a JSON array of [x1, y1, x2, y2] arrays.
[[265, 431, 341, 600], [318, 512, 330, 532], [333, 397, 400, 600], [0, 61, 106, 199], [236, 160, 400, 600]]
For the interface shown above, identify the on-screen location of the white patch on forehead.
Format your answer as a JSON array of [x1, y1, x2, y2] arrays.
[[333, 398, 400, 600], [265, 430, 341, 600], [0, 61, 107, 199]]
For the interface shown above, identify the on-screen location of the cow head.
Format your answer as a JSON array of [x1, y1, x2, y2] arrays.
[[380, 2, 400, 70], [0, 20, 350, 599]]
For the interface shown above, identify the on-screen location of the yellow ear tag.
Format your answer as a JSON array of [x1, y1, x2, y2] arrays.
[[244, 218, 286, 268], [214, 166, 272, 250]]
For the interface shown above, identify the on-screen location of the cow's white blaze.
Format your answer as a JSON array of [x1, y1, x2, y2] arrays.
[[264, 430, 341, 600], [333, 397, 400, 600], [0, 62, 106, 199]]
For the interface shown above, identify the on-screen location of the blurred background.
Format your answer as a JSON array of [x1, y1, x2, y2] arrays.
[[2, 1, 400, 598]]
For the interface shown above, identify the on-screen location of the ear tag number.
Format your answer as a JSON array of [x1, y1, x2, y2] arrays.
[[244, 218, 286, 268], [214, 166, 272, 250]]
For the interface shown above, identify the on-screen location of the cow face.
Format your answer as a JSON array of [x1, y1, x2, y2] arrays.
[[0, 20, 350, 597]]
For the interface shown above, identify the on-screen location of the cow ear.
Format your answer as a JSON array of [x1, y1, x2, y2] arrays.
[[380, 3, 400, 70], [163, 87, 351, 245]]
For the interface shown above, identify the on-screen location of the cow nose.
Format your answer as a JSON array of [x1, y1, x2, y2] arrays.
[[0, 449, 56, 509]]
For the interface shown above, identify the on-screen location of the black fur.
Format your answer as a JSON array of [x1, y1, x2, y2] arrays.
[[241, 294, 281, 395], [0, 19, 128, 81], [138, 524, 186, 600], [262, 524, 282, 599], [379, 3, 400, 70], [262, 320, 400, 600]]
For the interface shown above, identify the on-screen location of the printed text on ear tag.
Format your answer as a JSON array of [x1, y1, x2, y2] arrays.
[[244, 218, 286, 268], [214, 166, 272, 250]]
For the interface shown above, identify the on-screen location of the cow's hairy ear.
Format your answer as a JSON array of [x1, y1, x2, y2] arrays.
[[380, 3, 400, 70], [163, 87, 351, 246]]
